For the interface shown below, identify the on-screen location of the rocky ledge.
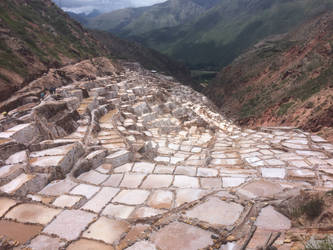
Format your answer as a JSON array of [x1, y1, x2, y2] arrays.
[[0, 58, 332, 249]]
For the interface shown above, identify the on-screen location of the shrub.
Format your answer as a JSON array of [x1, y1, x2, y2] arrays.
[[302, 197, 324, 219]]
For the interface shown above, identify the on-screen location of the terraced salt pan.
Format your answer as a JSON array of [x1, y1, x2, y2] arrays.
[[0, 63, 332, 250]]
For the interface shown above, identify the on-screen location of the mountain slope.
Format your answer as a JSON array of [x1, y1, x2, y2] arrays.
[[86, 0, 333, 69], [204, 10, 333, 140], [0, 0, 190, 102], [86, 0, 220, 36], [0, 0, 109, 102], [91, 30, 190, 83]]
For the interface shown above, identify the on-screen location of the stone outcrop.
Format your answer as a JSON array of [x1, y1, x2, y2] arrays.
[[0, 58, 332, 249]]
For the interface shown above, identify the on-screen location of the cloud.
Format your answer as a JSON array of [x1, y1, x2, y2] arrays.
[[54, 0, 167, 14]]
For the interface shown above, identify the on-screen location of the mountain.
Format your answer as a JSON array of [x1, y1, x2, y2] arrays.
[[91, 30, 190, 83], [86, 0, 221, 36], [66, 11, 89, 25], [0, 0, 189, 102], [86, 0, 333, 69], [0, 0, 109, 102], [204, 10, 333, 140], [59, 0, 168, 16], [67, 9, 102, 25]]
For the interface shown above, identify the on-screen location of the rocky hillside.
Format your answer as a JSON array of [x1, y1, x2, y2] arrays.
[[0, 0, 190, 103], [85, 0, 333, 70], [205, 10, 333, 141], [0, 0, 109, 102]]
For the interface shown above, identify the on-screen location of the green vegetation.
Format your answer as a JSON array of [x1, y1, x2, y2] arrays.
[[305, 237, 333, 250], [0, 38, 28, 78], [289, 206, 304, 219], [302, 197, 324, 219], [240, 98, 259, 118], [288, 63, 333, 101], [0, 0, 190, 104], [191, 70, 217, 82], [277, 102, 294, 117], [0, 0, 107, 83], [0, 73, 11, 84], [84, 0, 333, 69], [89, 30, 191, 83], [289, 197, 324, 219], [86, 0, 220, 36], [257, 41, 297, 59]]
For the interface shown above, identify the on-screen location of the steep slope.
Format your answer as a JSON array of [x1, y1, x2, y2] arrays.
[[91, 31, 191, 83], [86, 0, 220, 36], [204, 10, 333, 141], [86, 0, 333, 69], [0, 0, 109, 102], [0, 0, 190, 102]]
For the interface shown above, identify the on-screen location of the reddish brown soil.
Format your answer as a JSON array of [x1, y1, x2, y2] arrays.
[[205, 11, 333, 142]]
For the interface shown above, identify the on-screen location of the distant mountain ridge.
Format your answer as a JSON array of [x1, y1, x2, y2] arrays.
[[67, 9, 102, 25], [86, 0, 221, 36], [91, 30, 191, 83], [83, 0, 333, 69]]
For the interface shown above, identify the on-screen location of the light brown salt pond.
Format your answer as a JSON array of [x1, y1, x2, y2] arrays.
[[100, 109, 117, 123], [0, 138, 11, 144], [0, 220, 43, 244], [67, 239, 114, 250], [5, 203, 61, 225]]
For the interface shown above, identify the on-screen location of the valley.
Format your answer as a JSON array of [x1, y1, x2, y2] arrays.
[[82, 0, 333, 70], [72, 0, 333, 142]]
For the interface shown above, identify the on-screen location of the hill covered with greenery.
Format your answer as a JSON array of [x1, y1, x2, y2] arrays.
[[84, 0, 333, 70], [205, 10, 333, 140]]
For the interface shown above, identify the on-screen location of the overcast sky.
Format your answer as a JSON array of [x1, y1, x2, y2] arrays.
[[54, 0, 167, 14]]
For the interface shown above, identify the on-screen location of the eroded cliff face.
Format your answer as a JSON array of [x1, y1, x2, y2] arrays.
[[205, 11, 333, 142]]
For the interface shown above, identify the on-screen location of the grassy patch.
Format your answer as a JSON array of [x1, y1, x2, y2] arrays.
[[290, 63, 333, 101], [0, 0, 107, 83], [305, 237, 333, 250], [0, 50, 27, 78], [240, 98, 259, 118], [0, 73, 11, 83], [277, 102, 294, 117], [256, 41, 296, 59], [191, 70, 217, 83], [289, 206, 304, 219]]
